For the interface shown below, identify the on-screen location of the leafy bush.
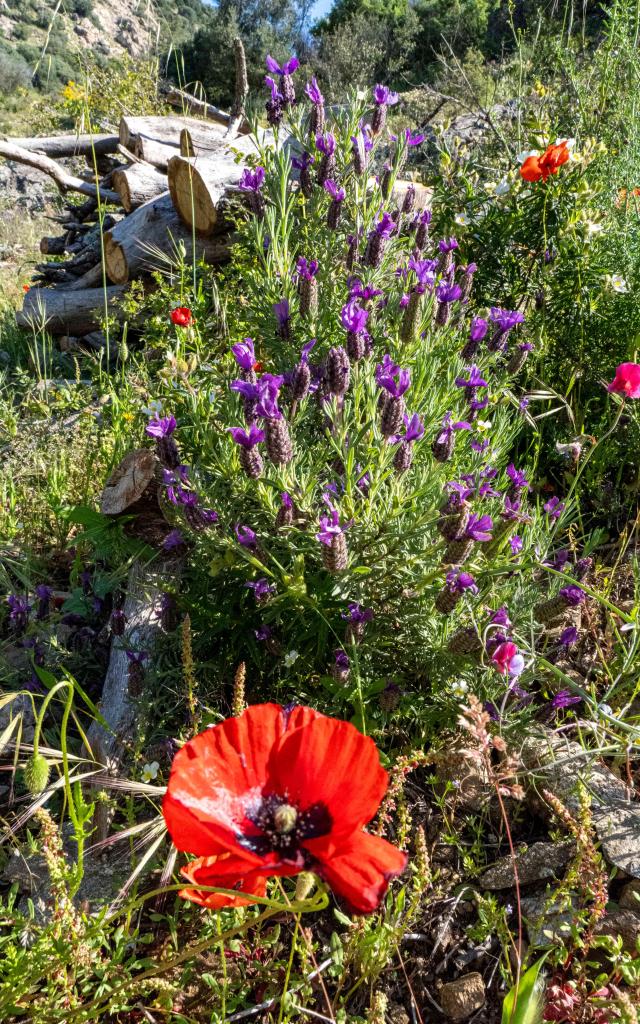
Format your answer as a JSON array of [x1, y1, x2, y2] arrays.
[[0, 47, 32, 93]]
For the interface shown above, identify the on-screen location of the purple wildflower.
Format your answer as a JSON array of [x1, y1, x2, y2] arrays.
[[373, 83, 399, 106], [559, 585, 586, 606], [305, 77, 324, 104], [228, 424, 265, 448], [163, 528, 185, 550], [446, 571, 478, 595], [559, 626, 579, 647], [465, 514, 493, 542], [245, 578, 276, 601], [146, 415, 176, 438], [324, 180, 346, 202], [544, 496, 565, 519], [551, 690, 582, 709], [236, 524, 258, 549], [295, 257, 318, 281], [510, 535, 523, 554], [266, 55, 299, 76], [238, 167, 266, 193]]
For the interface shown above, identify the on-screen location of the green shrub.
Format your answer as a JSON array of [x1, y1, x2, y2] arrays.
[[0, 48, 32, 93]]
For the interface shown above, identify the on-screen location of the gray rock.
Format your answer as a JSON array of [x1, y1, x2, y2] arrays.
[[595, 910, 640, 953], [439, 973, 486, 1020], [480, 841, 575, 889], [522, 730, 640, 879], [521, 894, 577, 947], [619, 880, 640, 910]]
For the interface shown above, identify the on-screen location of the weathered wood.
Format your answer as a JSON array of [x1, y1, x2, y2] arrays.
[[65, 264, 104, 291], [103, 191, 231, 284], [131, 136, 180, 170], [1, 133, 118, 158], [167, 154, 244, 235], [120, 114, 225, 151], [390, 178, 432, 212], [112, 162, 168, 212], [225, 36, 249, 140], [40, 236, 68, 256], [17, 285, 126, 335], [161, 84, 231, 127], [0, 141, 120, 203]]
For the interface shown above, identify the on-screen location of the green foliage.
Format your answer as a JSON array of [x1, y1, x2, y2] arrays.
[[0, 46, 31, 93]]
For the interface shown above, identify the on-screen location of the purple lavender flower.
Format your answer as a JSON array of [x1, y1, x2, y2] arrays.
[[455, 365, 488, 395], [506, 464, 529, 494], [316, 132, 335, 156], [305, 77, 324, 105], [245, 578, 276, 601], [544, 496, 565, 519], [273, 299, 291, 340], [470, 317, 488, 341], [235, 524, 258, 549], [238, 167, 266, 193], [436, 283, 463, 303], [324, 180, 346, 202], [228, 424, 265, 447], [559, 585, 586, 606], [340, 299, 369, 335], [431, 412, 471, 462], [35, 584, 52, 621], [351, 125, 373, 174], [490, 607, 512, 630], [402, 412, 425, 442], [349, 279, 382, 302], [414, 208, 432, 250], [374, 212, 396, 237], [7, 594, 30, 632], [559, 626, 578, 647], [510, 535, 523, 554], [266, 55, 299, 76], [163, 528, 185, 550], [146, 415, 176, 438], [295, 257, 318, 281], [446, 571, 478, 595], [439, 237, 458, 254], [316, 508, 349, 545], [465, 514, 493, 542], [255, 625, 273, 641], [292, 151, 315, 197], [550, 690, 582, 709], [316, 132, 336, 185], [397, 128, 425, 146], [373, 83, 399, 106], [231, 338, 256, 372], [376, 353, 400, 383], [379, 367, 411, 398], [342, 601, 373, 625], [487, 307, 525, 351]]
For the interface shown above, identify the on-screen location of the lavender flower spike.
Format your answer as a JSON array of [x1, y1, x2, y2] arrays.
[[372, 83, 399, 134], [317, 507, 349, 572]]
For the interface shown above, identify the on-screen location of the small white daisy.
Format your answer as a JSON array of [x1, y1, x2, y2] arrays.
[[142, 761, 160, 782], [454, 212, 471, 226], [609, 274, 629, 294]]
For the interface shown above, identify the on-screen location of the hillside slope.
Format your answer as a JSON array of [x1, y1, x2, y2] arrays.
[[0, 0, 209, 88]]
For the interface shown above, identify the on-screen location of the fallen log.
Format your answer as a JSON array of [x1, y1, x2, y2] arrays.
[[131, 136, 179, 170], [1, 133, 119, 158], [103, 191, 231, 284], [0, 141, 120, 203], [167, 154, 244, 235], [40, 236, 68, 256], [390, 179, 432, 212], [112, 162, 168, 212], [120, 114, 224, 151], [177, 121, 228, 157], [161, 84, 231, 127], [17, 284, 126, 335]]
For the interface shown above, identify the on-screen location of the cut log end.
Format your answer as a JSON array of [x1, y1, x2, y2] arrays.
[[103, 231, 129, 285], [168, 157, 219, 234]]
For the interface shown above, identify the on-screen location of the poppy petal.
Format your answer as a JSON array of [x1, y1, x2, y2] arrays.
[[520, 156, 543, 182], [314, 830, 408, 914], [163, 704, 322, 856], [270, 717, 388, 838], [180, 853, 268, 909]]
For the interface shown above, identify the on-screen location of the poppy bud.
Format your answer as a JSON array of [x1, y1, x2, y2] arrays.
[[265, 418, 293, 466], [24, 753, 50, 795]]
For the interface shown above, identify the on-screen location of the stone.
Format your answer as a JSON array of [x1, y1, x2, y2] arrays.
[[480, 841, 575, 889], [387, 1003, 410, 1024], [439, 973, 486, 1020], [595, 910, 640, 953], [521, 894, 577, 947], [522, 730, 640, 879], [619, 880, 640, 910]]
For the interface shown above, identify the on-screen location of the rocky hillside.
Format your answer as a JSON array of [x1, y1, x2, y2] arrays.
[[0, 0, 208, 89]]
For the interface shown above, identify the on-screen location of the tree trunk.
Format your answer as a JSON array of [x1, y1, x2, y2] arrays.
[[0, 141, 120, 203], [103, 191, 231, 283], [16, 285, 126, 335], [112, 162, 168, 212], [1, 133, 119, 158], [167, 154, 244, 235], [131, 136, 180, 170]]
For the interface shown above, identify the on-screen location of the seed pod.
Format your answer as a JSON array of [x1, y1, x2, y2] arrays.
[[265, 417, 293, 466], [291, 361, 311, 402], [379, 682, 400, 712], [275, 503, 295, 529], [346, 331, 365, 363], [24, 753, 50, 795], [415, 221, 429, 251], [299, 277, 318, 319], [239, 445, 264, 479], [506, 347, 530, 375], [346, 235, 358, 270], [301, 166, 314, 198], [326, 346, 351, 396], [323, 533, 348, 572], [435, 586, 461, 615], [402, 184, 416, 214], [309, 104, 325, 136], [393, 441, 413, 474], [380, 395, 405, 437], [156, 436, 180, 470], [534, 596, 569, 624], [372, 104, 386, 135], [442, 537, 475, 566], [447, 627, 482, 655], [317, 153, 335, 187], [400, 291, 422, 344], [435, 300, 450, 328], [364, 232, 384, 269], [327, 198, 342, 230], [437, 503, 470, 541], [431, 432, 454, 464]]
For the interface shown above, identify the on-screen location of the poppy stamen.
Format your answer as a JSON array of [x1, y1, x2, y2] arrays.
[[274, 804, 298, 834]]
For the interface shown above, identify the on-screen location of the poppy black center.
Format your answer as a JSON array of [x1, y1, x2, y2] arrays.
[[240, 794, 332, 861]]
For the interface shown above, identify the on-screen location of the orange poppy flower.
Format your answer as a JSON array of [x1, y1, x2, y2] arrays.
[[520, 141, 570, 183]]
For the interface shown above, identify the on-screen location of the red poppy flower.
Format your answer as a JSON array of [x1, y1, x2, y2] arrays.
[[163, 703, 407, 914], [520, 141, 570, 183], [170, 306, 193, 327], [607, 361, 640, 399]]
